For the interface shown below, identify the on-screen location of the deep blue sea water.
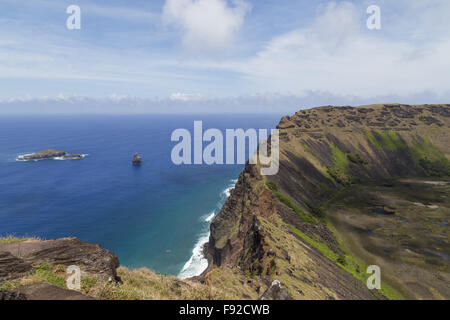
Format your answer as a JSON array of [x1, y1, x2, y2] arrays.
[[0, 114, 280, 277]]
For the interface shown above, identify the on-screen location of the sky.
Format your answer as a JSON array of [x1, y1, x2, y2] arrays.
[[0, 0, 449, 114]]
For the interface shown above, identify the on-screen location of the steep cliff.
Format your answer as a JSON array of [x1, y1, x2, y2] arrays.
[[207, 104, 450, 299]]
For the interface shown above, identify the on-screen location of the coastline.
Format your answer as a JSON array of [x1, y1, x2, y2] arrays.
[[178, 179, 237, 279]]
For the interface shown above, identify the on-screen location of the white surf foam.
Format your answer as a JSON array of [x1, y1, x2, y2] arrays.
[[53, 154, 88, 161], [223, 179, 238, 197], [205, 212, 215, 222], [16, 153, 34, 161], [178, 231, 210, 279], [178, 179, 237, 279]]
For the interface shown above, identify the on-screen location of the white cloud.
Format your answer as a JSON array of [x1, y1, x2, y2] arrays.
[[162, 0, 250, 53], [1, 90, 448, 114], [85, 4, 158, 23], [1, 0, 449, 104], [232, 1, 450, 97]]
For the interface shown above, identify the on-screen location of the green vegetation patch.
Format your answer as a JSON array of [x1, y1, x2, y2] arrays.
[[346, 152, 367, 165], [363, 130, 406, 151], [34, 264, 66, 288], [0, 236, 29, 245], [0, 280, 20, 291], [265, 181, 278, 192], [330, 144, 349, 170], [327, 167, 353, 186], [326, 144, 355, 186], [386, 130, 407, 149], [275, 192, 317, 224], [363, 130, 382, 149], [265, 182, 317, 224], [410, 138, 450, 176], [304, 200, 324, 219], [290, 226, 337, 262]]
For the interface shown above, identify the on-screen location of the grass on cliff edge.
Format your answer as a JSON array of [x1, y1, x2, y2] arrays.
[[85, 267, 262, 300], [0, 264, 67, 291], [0, 236, 30, 245], [0, 264, 262, 300]]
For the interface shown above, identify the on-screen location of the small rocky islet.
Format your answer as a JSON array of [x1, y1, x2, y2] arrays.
[[132, 152, 142, 166], [17, 149, 84, 161]]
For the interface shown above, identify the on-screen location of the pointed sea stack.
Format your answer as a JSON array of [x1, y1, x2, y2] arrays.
[[132, 152, 142, 166]]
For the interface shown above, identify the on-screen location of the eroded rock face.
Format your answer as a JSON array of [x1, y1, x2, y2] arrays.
[[0, 289, 27, 300], [208, 163, 276, 272], [0, 251, 33, 281], [0, 238, 120, 281]]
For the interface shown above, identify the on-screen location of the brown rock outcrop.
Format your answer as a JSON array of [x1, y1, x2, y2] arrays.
[[0, 251, 33, 281], [132, 152, 142, 165], [0, 237, 120, 281]]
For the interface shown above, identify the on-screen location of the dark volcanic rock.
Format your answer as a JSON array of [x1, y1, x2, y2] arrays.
[[17, 283, 94, 300], [357, 108, 374, 114], [419, 116, 442, 126], [1, 238, 120, 281], [0, 251, 33, 281], [132, 152, 142, 166], [0, 289, 27, 300], [259, 280, 292, 300], [429, 105, 450, 117], [392, 107, 417, 118], [62, 154, 84, 160]]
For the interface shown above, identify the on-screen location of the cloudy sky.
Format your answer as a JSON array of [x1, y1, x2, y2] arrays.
[[0, 0, 449, 113]]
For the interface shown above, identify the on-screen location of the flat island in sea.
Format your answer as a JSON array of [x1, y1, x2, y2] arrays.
[[17, 149, 84, 161]]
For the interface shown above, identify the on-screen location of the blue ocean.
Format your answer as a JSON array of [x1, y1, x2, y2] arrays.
[[0, 114, 280, 277]]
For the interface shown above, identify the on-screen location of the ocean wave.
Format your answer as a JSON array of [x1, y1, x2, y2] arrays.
[[178, 231, 210, 279], [205, 212, 215, 222], [223, 179, 238, 197], [15, 153, 34, 162], [178, 179, 237, 279], [54, 154, 88, 161]]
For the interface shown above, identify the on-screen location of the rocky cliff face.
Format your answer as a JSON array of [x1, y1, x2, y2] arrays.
[[0, 237, 120, 300], [207, 104, 450, 299], [0, 237, 120, 282]]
